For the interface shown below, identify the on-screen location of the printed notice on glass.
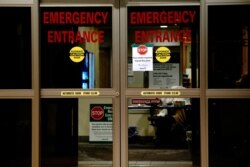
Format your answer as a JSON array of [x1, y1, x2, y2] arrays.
[[132, 44, 153, 71], [89, 104, 112, 142], [149, 63, 180, 88]]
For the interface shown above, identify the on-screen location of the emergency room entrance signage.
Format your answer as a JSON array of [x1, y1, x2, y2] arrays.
[[41, 8, 111, 43], [132, 43, 153, 71], [89, 104, 112, 142], [128, 7, 196, 43]]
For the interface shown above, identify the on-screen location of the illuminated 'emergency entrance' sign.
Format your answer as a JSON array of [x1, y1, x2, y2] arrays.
[[42, 8, 112, 43], [128, 8, 197, 43]]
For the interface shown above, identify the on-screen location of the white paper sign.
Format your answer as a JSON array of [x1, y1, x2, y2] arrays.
[[89, 122, 112, 142], [132, 45, 153, 71], [149, 63, 180, 88]]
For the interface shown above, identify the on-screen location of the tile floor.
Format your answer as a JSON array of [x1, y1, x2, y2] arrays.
[[78, 160, 193, 167], [78, 143, 193, 167]]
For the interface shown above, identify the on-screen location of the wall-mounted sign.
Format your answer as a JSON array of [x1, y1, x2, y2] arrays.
[[61, 91, 100, 96], [132, 98, 161, 105], [89, 104, 112, 142]]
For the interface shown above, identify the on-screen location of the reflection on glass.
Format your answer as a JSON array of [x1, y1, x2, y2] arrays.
[[209, 99, 250, 167], [127, 6, 200, 88], [0, 100, 31, 167], [0, 7, 31, 89], [128, 97, 200, 167], [41, 98, 113, 167], [41, 7, 112, 88], [208, 5, 250, 88]]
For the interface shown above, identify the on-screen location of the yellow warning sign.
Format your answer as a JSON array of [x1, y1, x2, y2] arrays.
[[69, 46, 85, 63], [155, 46, 171, 63]]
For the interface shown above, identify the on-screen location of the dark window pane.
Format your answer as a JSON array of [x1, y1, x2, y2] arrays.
[[127, 6, 200, 88], [41, 98, 113, 167], [0, 7, 31, 89], [128, 98, 200, 166], [0, 99, 31, 167], [40, 7, 112, 88], [41, 99, 78, 167], [209, 99, 250, 167], [208, 5, 250, 88]]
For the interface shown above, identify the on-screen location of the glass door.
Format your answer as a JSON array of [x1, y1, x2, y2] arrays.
[[40, 1, 120, 167], [120, 1, 201, 167]]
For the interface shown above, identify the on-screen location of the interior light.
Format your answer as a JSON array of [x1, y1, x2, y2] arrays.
[[160, 25, 168, 28]]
